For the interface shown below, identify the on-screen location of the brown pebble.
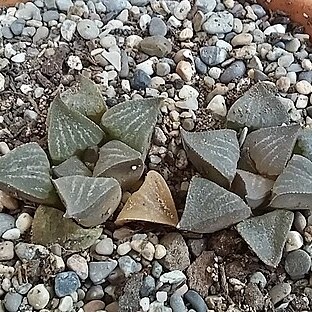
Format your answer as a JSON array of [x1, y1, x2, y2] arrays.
[[105, 301, 119, 312], [83, 300, 105, 312]]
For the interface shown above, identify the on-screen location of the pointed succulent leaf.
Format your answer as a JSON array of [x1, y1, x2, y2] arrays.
[[296, 128, 312, 162], [47, 94, 104, 164], [93, 140, 144, 189], [61, 75, 107, 123], [53, 176, 122, 227], [115, 170, 178, 227], [101, 98, 162, 157], [270, 155, 312, 209], [52, 156, 92, 178], [177, 177, 251, 234], [236, 210, 294, 267], [227, 82, 289, 130], [232, 170, 274, 208], [0, 143, 56, 205], [32, 205, 102, 252], [181, 129, 240, 188], [242, 124, 300, 177]]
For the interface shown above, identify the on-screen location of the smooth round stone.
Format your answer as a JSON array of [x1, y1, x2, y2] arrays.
[[195, 0, 216, 13], [60, 19, 76, 42], [269, 282, 291, 305], [184, 290, 208, 312], [27, 284, 50, 309], [249, 272, 267, 289], [83, 300, 105, 312], [55, 271, 81, 297], [0, 241, 14, 261], [117, 242, 132, 256], [16, 2, 41, 20], [285, 231, 304, 252], [85, 285, 104, 301], [278, 54, 294, 68], [294, 212, 306, 233], [103, 0, 129, 13], [89, 260, 117, 284], [77, 19, 99, 40], [296, 80, 312, 94], [56, 0, 73, 11], [170, 294, 187, 312], [194, 57, 207, 75], [33, 26, 49, 43], [42, 10, 59, 22], [58, 296, 73, 312], [131, 69, 151, 90], [231, 33, 253, 46], [285, 38, 301, 53], [199, 46, 227, 66], [149, 17, 167, 36], [285, 250, 311, 279], [156, 291, 167, 303], [139, 36, 172, 58], [250, 4, 266, 17], [95, 237, 114, 256], [4, 292, 23, 312], [156, 62, 171, 76], [0, 213, 15, 236], [209, 67, 222, 79], [11, 53, 26, 63], [173, 0, 191, 20], [154, 244, 166, 260], [264, 24, 285, 36], [220, 60, 246, 83], [16, 213, 33, 234], [276, 77, 290, 92], [67, 254, 88, 280], [10, 19, 25, 36], [202, 11, 234, 34], [2, 228, 20, 240]]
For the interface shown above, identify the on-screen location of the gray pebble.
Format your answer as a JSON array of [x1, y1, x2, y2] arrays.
[[250, 4, 266, 18], [184, 290, 208, 312], [199, 46, 227, 66], [139, 36, 172, 58], [285, 250, 311, 279], [10, 19, 26, 36], [56, 0, 73, 11], [156, 62, 171, 77], [130, 0, 149, 5], [170, 294, 187, 312], [22, 26, 36, 37], [42, 10, 59, 22], [220, 60, 246, 83], [4, 293, 23, 312], [249, 271, 267, 289], [85, 285, 104, 301], [44, 0, 56, 9], [202, 11, 234, 34], [103, 0, 129, 12], [294, 212, 306, 233], [195, 0, 216, 13], [55, 271, 81, 297], [119, 50, 129, 78], [2, 27, 13, 39], [77, 19, 99, 40], [298, 71, 312, 83], [285, 38, 301, 53], [95, 237, 114, 256], [269, 282, 291, 305], [89, 260, 117, 284], [33, 26, 49, 43], [194, 57, 207, 74], [151, 261, 163, 279], [131, 69, 151, 90], [0, 241, 14, 261], [118, 255, 142, 277], [0, 213, 15, 236], [149, 17, 167, 37], [140, 275, 156, 297], [16, 2, 42, 20]]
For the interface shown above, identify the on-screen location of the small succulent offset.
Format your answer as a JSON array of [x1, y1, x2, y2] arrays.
[[1, 78, 312, 268]]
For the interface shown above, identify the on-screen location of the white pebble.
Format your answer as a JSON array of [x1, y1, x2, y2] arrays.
[[302, 59, 312, 71], [16, 212, 33, 234], [296, 80, 312, 95], [67, 55, 83, 70], [178, 85, 199, 99], [264, 24, 285, 35], [174, 0, 191, 20], [154, 244, 166, 260], [296, 94, 309, 109], [207, 94, 227, 117], [2, 228, 20, 240], [140, 297, 150, 312], [58, 296, 73, 312], [117, 241, 132, 255], [209, 67, 222, 79], [156, 291, 168, 303], [27, 284, 50, 309], [285, 231, 303, 252]]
